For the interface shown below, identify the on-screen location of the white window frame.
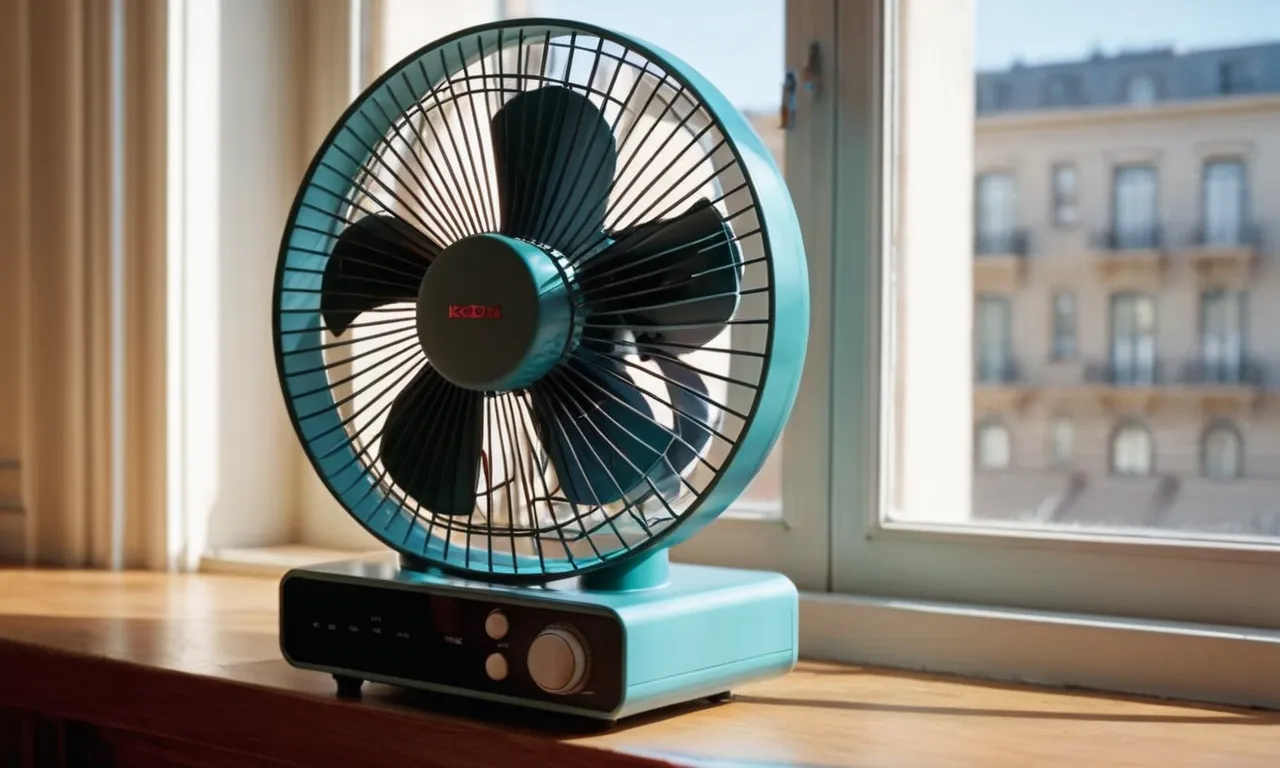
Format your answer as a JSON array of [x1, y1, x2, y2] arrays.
[[797, 0, 1280, 710]]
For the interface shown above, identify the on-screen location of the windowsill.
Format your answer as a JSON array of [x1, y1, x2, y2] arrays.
[[1, 568, 1278, 766], [198, 545, 1280, 710]]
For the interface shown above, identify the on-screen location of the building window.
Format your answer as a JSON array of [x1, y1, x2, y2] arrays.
[[975, 295, 1012, 383], [1050, 418, 1074, 468], [1124, 73, 1159, 105], [993, 81, 1013, 109], [1218, 59, 1254, 95], [1202, 160, 1248, 246], [1051, 292, 1077, 359], [1111, 422, 1153, 477], [975, 172, 1017, 253], [1203, 422, 1243, 480], [1110, 293, 1156, 384], [1112, 164, 1159, 249], [1051, 163, 1078, 226], [1201, 290, 1245, 382], [1044, 73, 1084, 107], [976, 420, 1012, 470]]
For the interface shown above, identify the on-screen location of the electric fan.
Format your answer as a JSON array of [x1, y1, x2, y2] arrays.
[[274, 17, 808, 720]]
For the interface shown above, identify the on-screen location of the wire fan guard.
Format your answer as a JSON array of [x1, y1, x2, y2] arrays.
[[274, 19, 807, 583]]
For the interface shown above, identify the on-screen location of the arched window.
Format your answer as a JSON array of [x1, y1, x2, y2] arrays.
[[976, 421, 1011, 470], [1203, 422, 1243, 480], [1050, 417, 1074, 468], [1111, 422, 1153, 476]]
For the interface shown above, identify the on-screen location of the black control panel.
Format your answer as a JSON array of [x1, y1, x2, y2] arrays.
[[280, 575, 624, 713]]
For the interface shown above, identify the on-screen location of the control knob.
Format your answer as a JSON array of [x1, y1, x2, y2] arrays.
[[526, 624, 589, 695]]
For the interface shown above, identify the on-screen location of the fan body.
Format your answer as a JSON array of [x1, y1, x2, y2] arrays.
[[275, 17, 807, 720]]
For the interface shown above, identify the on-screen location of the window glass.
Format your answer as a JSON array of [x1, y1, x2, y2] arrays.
[[1112, 424, 1153, 477], [1204, 424, 1242, 480], [889, 0, 1277, 543], [1051, 163, 1078, 226], [977, 423, 1012, 469], [1051, 292, 1076, 359]]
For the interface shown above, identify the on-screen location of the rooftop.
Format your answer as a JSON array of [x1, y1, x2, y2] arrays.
[[976, 40, 1280, 114]]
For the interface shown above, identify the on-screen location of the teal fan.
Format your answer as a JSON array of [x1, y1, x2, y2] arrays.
[[274, 17, 809, 719]]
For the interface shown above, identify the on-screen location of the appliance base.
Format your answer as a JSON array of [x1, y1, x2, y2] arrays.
[[279, 553, 798, 720]]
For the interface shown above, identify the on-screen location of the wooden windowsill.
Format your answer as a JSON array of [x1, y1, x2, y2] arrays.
[[1, 569, 1277, 767]]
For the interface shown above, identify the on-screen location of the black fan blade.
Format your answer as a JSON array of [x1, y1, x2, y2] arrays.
[[491, 85, 616, 251], [380, 367, 483, 516], [581, 199, 741, 350], [321, 213, 440, 336], [651, 357, 714, 498], [531, 358, 672, 507]]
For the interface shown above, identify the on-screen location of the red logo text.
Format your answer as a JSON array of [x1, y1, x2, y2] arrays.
[[448, 304, 503, 319]]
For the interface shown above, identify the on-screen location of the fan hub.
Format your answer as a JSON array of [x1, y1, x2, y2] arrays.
[[416, 234, 575, 392]]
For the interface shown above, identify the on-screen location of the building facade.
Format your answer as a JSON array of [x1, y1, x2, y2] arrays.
[[972, 42, 1280, 536]]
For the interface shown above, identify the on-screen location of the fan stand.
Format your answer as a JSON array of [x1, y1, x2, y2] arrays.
[[399, 548, 672, 593], [287, 548, 797, 720]]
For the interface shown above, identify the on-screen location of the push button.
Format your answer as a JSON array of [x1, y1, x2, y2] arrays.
[[484, 609, 509, 640], [485, 652, 509, 681]]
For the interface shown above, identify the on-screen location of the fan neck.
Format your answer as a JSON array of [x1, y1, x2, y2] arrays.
[[578, 549, 670, 592], [416, 234, 576, 392]]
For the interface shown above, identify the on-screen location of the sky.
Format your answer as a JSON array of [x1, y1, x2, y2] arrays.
[[535, 0, 1280, 111]]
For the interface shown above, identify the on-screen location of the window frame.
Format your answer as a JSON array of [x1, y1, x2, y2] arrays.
[[817, 0, 1280, 711]]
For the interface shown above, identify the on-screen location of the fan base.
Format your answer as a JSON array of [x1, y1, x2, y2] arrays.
[[279, 552, 797, 720]]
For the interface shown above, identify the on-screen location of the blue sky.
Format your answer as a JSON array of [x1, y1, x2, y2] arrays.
[[535, 0, 1280, 110]]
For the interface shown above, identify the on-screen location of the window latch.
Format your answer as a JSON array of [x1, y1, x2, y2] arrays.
[[781, 41, 821, 131]]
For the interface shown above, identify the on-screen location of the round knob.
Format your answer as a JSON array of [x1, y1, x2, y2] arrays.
[[484, 610, 509, 640], [527, 624, 589, 695]]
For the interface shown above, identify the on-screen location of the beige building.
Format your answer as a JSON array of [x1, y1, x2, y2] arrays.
[[971, 44, 1280, 536]]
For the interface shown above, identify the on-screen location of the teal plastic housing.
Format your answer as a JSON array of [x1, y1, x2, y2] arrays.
[[281, 554, 798, 720]]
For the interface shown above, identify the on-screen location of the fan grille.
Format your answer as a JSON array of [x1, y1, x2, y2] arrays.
[[274, 19, 805, 581]]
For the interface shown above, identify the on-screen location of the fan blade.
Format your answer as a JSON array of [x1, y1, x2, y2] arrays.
[[380, 367, 483, 516], [531, 358, 672, 506], [581, 199, 741, 350], [321, 213, 440, 336], [491, 85, 616, 251], [651, 357, 714, 498]]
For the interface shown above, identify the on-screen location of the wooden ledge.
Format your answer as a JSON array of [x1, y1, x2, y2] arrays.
[[1, 569, 1278, 767]]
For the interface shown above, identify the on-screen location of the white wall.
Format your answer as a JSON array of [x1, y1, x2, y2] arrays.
[[173, 0, 312, 565]]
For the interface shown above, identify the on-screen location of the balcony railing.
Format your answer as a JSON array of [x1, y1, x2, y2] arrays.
[[1177, 357, 1266, 387], [1186, 221, 1264, 249], [1084, 359, 1165, 386], [975, 229, 1030, 257], [975, 357, 1022, 385], [1090, 225, 1165, 251]]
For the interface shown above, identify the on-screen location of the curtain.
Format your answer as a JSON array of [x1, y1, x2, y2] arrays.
[[0, 0, 167, 568]]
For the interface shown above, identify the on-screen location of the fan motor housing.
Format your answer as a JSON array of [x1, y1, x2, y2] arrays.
[[416, 233, 576, 392]]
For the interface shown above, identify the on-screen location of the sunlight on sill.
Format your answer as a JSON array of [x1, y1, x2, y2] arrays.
[[200, 545, 375, 577]]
